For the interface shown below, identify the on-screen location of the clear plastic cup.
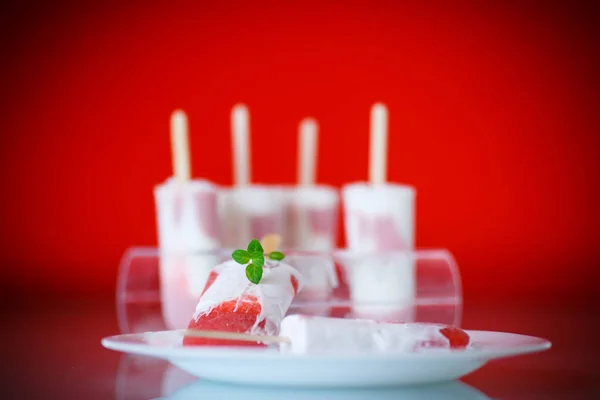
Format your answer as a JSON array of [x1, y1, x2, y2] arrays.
[[116, 247, 165, 334], [117, 247, 461, 331], [284, 252, 338, 316], [158, 252, 221, 329]]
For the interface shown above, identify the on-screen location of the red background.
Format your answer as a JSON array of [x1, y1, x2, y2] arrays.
[[1, 1, 599, 300]]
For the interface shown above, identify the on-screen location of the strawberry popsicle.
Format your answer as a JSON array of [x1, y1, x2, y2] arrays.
[[288, 118, 339, 251], [279, 119, 339, 310], [278, 315, 469, 354], [155, 110, 221, 329], [289, 187, 339, 251], [219, 104, 288, 249], [342, 103, 416, 321], [184, 241, 303, 346]]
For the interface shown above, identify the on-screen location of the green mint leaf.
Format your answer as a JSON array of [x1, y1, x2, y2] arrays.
[[247, 239, 263, 254], [232, 249, 250, 264], [245, 263, 263, 284], [251, 252, 265, 268], [268, 251, 285, 261]]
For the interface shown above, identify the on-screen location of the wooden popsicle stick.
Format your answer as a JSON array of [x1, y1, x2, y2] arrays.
[[369, 103, 388, 185], [180, 329, 291, 344], [298, 118, 318, 186], [170, 109, 191, 182], [231, 104, 251, 187], [261, 233, 282, 254]]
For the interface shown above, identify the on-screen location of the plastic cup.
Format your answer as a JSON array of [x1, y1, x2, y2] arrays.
[[116, 248, 462, 330]]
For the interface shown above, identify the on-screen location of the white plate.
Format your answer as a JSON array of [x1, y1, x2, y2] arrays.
[[102, 330, 550, 388]]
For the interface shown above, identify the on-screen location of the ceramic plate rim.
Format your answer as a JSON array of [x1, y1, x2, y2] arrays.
[[101, 329, 551, 361]]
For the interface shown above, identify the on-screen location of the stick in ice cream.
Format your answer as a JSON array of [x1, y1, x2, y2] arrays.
[[232, 104, 251, 188], [170, 110, 191, 183], [260, 233, 282, 254], [219, 104, 287, 249], [298, 118, 318, 187], [155, 109, 221, 330], [342, 103, 416, 321], [183, 315, 470, 353]]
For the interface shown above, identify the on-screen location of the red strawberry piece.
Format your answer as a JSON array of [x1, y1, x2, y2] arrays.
[[290, 276, 299, 295], [440, 327, 470, 349]]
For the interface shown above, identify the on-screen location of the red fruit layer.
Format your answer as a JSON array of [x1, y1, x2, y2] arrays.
[[439, 327, 470, 349], [290, 275, 299, 295], [183, 295, 266, 347]]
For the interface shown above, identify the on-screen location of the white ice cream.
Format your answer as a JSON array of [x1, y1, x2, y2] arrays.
[[155, 178, 221, 252], [218, 185, 287, 249], [279, 315, 459, 354], [342, 182, 415, 251], [344, 252, 415, 320], [288, 186, 339, 251], [342, 182, 416, 319]]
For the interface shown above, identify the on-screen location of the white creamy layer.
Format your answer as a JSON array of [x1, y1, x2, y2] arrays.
[[288, 185, 339, 251], [279, 315, 453, 354], [293, 186, 339, 210], [342, 182, 415, 251], [218, 186, 287, 248], [193, 260, 304, 336], [154, 178, 221, 252], [345, 253, 415, 316], [342, 182, 415, 215]]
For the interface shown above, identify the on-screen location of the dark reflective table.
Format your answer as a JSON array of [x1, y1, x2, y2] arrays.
[[4, 294, 599, 399]]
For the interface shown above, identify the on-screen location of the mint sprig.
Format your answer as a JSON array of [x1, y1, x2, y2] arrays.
[[232, 249, 251, 264], [232, 239, 285, 284], [247, 239, 263, 254], [245, 263, 263, 284], [251, 252, 265, 268]]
